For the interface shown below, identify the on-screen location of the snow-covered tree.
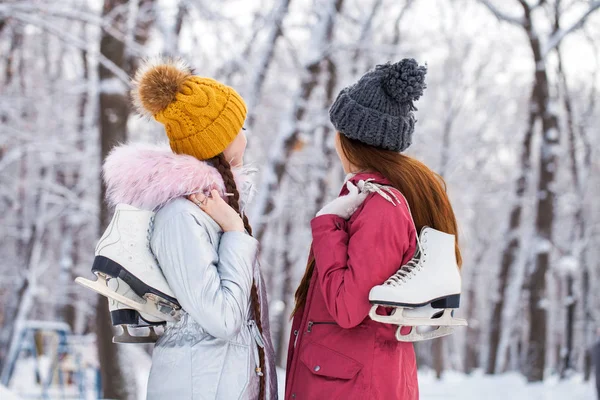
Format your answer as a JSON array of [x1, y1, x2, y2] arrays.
[[1, 0, 599, 394]]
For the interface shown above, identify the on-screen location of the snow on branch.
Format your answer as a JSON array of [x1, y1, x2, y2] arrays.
[[530, 0, 546, 11], [244, 0, 291, 126], [17, 5, 146, 55], [11, 12, 131, 84], [543, 1, 600, 57], [478, 0, 525, 26], [305, 0, 340, 65]]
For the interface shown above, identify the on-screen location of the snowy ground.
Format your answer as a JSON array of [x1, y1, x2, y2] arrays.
[[1, 384, 22, 400], [8, 360, 597, 399], [418, 370, 597, 400], [277, 368, 597, 400]]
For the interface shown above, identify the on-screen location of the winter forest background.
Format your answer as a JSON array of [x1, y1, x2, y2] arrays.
[[0, 0, 599, 399]]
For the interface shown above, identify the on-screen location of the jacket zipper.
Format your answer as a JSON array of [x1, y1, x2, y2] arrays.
[[307, 320, 337, 333]]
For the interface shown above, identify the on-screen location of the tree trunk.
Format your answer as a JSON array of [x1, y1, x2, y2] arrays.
[[485, 98, 535, 375], [96, 0, 156, 395], [54, 28, 79, 326], [0, 24, 24, 371], [486, 1, 543, 376], [522, 2, 559, 380], [3, 24, 23, 89], [244, 0, 291, 128], [582, 261, 593, 380], [96, 0, 157, 393], [1, 164, 51, 385], [432, 109, 453, 379], [560, 276, 575, 378], [159, 0, 185, 57], [464, 238, 488, 373], [275, 216, 297, 366], [350, 0, 383, 77], [313, 56, 339, 208], [250, 0, 345, 240], [556, 39, 584, 379], [96, 1, 133, 399], [390, 0, 415, 48]]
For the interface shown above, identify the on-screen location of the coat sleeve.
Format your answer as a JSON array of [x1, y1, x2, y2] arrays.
[[310, 193, 414, 329], [151, 211, 257, 339]]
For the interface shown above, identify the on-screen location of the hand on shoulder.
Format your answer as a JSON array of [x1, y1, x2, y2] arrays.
[[188, 190, 245, 232], [316, 181, 369, 220]]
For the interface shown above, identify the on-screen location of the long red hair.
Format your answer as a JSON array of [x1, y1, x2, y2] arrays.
[[292, 134, 462, 317]]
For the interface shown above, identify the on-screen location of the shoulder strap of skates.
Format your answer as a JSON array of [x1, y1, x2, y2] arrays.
[[359, 179, 424, 254]]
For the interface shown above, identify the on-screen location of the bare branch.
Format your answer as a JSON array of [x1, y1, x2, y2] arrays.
[[531, 0, 547, 10], [479, 0, 525, 26], [11, 13, 131, 84], [517, 0, 532, 12], [543, 1, 600, 56], [0, 3, 145, 54], [391, 0, 416, 46], [244, 0, 291, 127]]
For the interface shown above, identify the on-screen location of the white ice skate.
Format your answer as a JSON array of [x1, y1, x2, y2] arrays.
[[358, 181, 467, 341], [76, 204, 181, 341], [369, 226, 467, 341]]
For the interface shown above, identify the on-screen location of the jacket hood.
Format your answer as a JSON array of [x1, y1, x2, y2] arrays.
[[103, 142, 253, 211]]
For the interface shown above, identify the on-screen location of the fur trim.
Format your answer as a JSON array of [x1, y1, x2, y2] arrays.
[[103, 142, 252, 211], [131, 57, 192, 117]]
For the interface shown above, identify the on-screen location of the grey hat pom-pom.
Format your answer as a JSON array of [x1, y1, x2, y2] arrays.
[[378, 59, 427, 104]]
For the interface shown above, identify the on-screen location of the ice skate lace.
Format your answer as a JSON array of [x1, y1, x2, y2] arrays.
[[387, 260, 418, 285], [359, 179, 403, 206], [360, 180, 427, 286], [384, 247, 427, 286]]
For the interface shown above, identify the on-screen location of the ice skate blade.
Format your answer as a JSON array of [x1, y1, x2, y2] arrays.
[[92, 255, 180, 308], [75, 276, 178, 323], [369, 306, 468, 327], [113, 326, 159, 344], [395, 326, 455, 342]]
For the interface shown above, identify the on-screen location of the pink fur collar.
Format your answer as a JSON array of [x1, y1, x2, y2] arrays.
[[103, 142, 252, 211]]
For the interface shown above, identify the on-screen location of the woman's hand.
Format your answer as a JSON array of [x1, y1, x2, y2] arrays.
[[189, 190, 245, 232], [316, 181, 368, 220]]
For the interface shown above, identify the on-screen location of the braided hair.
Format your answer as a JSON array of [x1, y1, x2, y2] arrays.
[[208, 153, 266, 400]]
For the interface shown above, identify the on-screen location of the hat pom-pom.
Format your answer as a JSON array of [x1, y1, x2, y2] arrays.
[[132, 58, 193, 117], [378, 59, 427, 104]]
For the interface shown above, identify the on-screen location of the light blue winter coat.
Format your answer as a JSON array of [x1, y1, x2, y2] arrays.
[[102, 143, 278, 400]]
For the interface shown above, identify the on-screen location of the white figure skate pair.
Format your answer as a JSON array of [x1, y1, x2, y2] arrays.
[[360, 180, 468, 342], [75, 205, 181, 343]]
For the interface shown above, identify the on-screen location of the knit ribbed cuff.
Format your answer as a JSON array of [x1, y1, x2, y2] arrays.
[[329, 90, 414, 153]]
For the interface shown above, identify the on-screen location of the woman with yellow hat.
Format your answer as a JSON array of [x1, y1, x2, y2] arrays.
[[101, 59, 277, 399]]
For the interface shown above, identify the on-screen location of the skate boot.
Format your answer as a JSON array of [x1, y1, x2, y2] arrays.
[[76, 204, 181, 326], [369, 226, 467, 341]]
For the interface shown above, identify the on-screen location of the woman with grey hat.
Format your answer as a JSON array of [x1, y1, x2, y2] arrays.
[[284, 59, 463, 399]]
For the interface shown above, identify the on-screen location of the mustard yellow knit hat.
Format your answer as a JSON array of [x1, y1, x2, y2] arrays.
[[132, 58, 247, 160]]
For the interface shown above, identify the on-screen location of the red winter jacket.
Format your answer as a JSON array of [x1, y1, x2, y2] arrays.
[[285, 172, 419, 400]]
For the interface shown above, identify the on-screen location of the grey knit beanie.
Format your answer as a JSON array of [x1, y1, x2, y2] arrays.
[[329, 58, 427, 152]]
